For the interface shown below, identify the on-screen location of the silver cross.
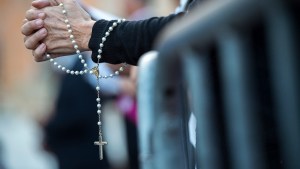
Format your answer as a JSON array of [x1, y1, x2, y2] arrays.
[[94, 134, 107, 160]]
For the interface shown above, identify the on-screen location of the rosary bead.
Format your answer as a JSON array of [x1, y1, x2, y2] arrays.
[[70, 35, 74, 39], [96, 98, 101, 102], [66, 70, 70, 73], [100, 43, 104, 47], [76, 50, 80, 54], [105, 32, 109, 36], [119, 67, 124, 71], [110, 74, 114, 78], [58, 65, 61, 69], [84, 63, 88, 67], [98, 49, 102, 53], [68, 29, 72, 33], [78, 55, 83, 59], [97, 55, 101, 59], [96, 86, 100, 91], [59, 3, 63, 6], [54, 62, 57, 65], [71, 71, 75, 75], [97, 122, 102, 126], [115, 71, 119, 75], [75, 71, 79, 75], [97, 104, 101, 108], [102, 37, 106, 42], [62, 67, 66, 71], [81, 59, 85, 63], [64, 19, 69, 23], [84, 69, 88, 73], [89, 70, 93, 74], [72, 40, 76, 44], [67, 24, 71, 28], [113, 22, 117, 27], [109, 27, 113, 31], [97, 110, 101, 114], [74, 45, 78, 49], [80, 71, 84, 75]]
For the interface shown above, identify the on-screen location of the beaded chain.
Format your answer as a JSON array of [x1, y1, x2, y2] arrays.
[[46, 3, 127, 160]]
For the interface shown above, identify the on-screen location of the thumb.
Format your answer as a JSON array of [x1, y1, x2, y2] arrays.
[[32, 0, 59, 9]]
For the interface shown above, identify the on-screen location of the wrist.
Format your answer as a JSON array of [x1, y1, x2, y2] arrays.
[[80, 20, 96, 51]]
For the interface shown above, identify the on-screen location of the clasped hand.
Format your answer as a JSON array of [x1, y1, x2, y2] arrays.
[[21, 0, 95, 61]]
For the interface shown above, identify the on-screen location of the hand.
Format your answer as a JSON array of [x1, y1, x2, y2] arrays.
[[22, 0, 95, 62]]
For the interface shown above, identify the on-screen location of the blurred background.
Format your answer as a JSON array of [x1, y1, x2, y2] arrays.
[[0, 0, 178, 169]]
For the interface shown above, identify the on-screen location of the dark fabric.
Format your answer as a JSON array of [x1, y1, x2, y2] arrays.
[[89, 13, 181, 65], [89, 0, 200, 65]]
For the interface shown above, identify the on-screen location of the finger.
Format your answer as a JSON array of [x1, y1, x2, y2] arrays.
[[25, 8, 46, 21], [33, 43, 47, 62], [32, 0, 59, 8], [24, 28, 47, 50], [21, 19, 44, 36], [22, 19, 28, 24]]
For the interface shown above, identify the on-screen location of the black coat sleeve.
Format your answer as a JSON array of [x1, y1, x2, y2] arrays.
[[88, 13, 183, 65]]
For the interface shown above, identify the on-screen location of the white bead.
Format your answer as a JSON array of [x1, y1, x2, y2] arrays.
[[98, 49, 102, 53], [62, 10, 66, 14], [102, 37, 106, 41], [97, 122, 101, 125], [105, 32, 110, 36], [80, 71, 84, 75], [115, 71, 119, 75], [122, 19, 126, 21], [67, 24, 71, 28], [100, 43, 103, 47], [50, 59, 54, 62], [62, 67, 66, 71], [97, 104, 101, 108], [96, 86, 100, 91], [70, 35, 74, 39], [110, 74, 114, 78], [64, 19, 69, 23], [81, 59, 85, 63], [109, 27, 113, 31], [54, 62, 57, 65], [78, 55, 83, 59], [113, 22, 117, 27], [58, 65, 61, 69], [84, 69, 88, 73], [59, 3, 63, 6], [46, 54, 51, 59], [97, 55, 101, 59], [96, 98, 100, 102], [72, 40, 76, 44], [68, 29, 72, 33], [84, 64, 88, 67], [74, 45, 78, 49], [66, 70, 70, 73], [104, 76, 108, 79], [119, 67, 124, 71], [71, 71, 74, 75], [89, 70, 93, 74], [76, 50, 80, 54], [97, 110, 101, 114], [75, 71, 79, 75]]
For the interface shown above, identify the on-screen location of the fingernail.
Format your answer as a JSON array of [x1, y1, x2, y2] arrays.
[[40, 28, 47, 35], [36, 19, 43, 26]]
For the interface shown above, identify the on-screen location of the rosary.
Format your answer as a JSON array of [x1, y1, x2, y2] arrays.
[[46, 3, 127, 160]]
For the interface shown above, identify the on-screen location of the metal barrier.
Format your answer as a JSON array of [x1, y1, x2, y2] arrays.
[[138, 0, 299, 169]]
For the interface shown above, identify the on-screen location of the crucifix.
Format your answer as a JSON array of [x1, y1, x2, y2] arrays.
[[94, 133, 107, 160]]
